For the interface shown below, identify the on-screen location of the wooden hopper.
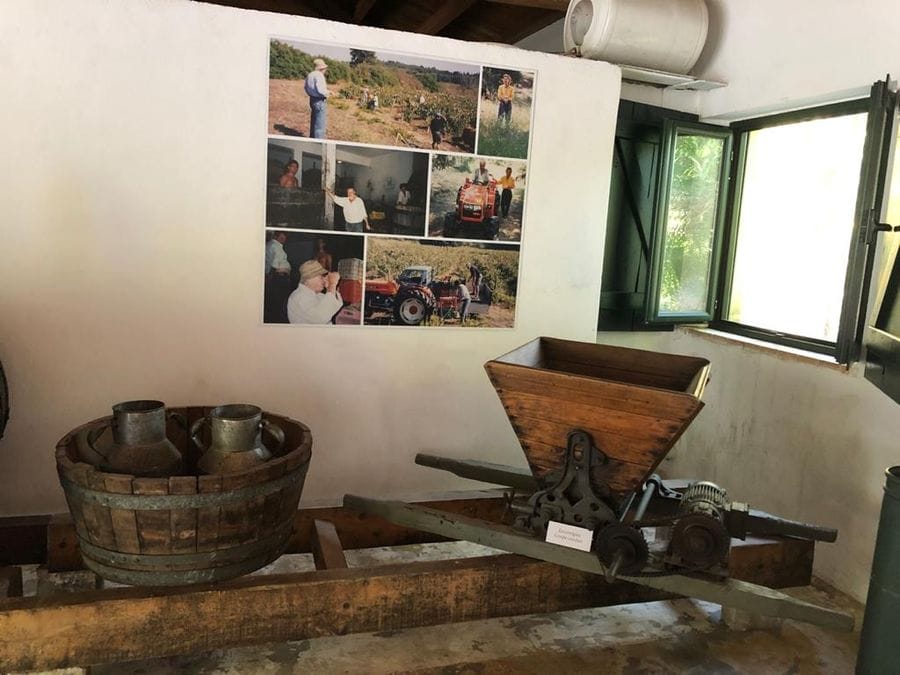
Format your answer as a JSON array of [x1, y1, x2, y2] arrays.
[[484, 337, 710, 502]]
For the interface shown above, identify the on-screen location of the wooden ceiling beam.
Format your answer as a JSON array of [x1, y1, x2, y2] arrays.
[[483, 0, 569, 9], [414, 0, 479, 35], [443, 5, 564, 45], [200, 1, 324, 18], [305, 0, 352, 23], [353, 0, 378, 23], [505, 8, 567, 43]]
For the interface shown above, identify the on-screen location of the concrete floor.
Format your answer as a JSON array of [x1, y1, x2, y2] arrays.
[[21, 542, 863, 675]]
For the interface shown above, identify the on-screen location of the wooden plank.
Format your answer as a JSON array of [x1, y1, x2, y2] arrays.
[[486, 363, 701, 422], [441, 2, 561, 43], [48, 513, 83, 572], [40, 496, 509, 571], [196, 474, 222, 553], [0, 514, 49, 566], [541, 337, 709, 388], [0, 536, 816, 673], [414, 0, 478, 34], [511, 417, 669, 492], [169, 476, 198, 554], [353, 0, 377, 22], [483, 0, 568, 9], [545, 358, 689, 391], [70, 464, 108, 547], [86, 470, 117, 551], [0, 567, 23, 598], [502, 389, 688, 448], [103, 474, 140, 556], [132, 478, 172, 554], [310, 520, 348, 570]]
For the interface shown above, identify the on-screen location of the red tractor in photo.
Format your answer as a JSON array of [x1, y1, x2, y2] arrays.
[[365, 266, 471, 326], [443, 178, 501, 240]]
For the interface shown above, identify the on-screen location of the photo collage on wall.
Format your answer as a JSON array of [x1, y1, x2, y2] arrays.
[[264, 38, 535, 328]]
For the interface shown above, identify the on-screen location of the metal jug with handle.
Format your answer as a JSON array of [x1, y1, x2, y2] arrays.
[[78, 400, 186, 477], [191, 404, 284, 474]]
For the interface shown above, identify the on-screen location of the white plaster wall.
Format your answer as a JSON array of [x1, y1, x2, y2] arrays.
[[695, 0, 900, 120], [600, 329, 900, 602], [0, 0, 620, 515]]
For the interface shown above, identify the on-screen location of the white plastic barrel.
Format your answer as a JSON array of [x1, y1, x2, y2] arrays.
[[563, 0, 709, 74]]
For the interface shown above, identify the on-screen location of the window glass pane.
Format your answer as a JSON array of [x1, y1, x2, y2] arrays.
[[727, 113, 867, 341], [658, 131, 726, 316]]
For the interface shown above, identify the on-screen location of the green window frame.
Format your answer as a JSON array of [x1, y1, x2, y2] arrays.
[[862, 83, 900, 401], [712, 97, 872, 358], [633, 79, 898, 365], [646, 121, 732, 323]]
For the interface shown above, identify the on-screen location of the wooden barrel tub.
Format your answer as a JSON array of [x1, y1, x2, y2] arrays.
[[55, 407, 311, 586]]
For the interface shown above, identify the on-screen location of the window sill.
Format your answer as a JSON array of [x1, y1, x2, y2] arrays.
[[678, 326, 850, 373]]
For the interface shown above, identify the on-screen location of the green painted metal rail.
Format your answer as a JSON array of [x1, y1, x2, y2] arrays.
[[343, 494, 854, 632]]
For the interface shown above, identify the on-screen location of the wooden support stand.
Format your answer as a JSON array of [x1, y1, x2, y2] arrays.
[[0, 494, 817, 671]]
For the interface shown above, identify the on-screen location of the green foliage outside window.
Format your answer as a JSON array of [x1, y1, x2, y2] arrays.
[[658, 133, 725, 315]]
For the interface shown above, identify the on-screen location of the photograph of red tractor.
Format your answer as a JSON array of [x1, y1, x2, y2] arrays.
[[365, 265, 479, 326], [443, 178, 501, 240]]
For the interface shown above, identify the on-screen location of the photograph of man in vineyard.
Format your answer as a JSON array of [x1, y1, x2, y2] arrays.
[[427, 155, 527, 242], [363, 237, 519, 328], [265, 139, 429, 236], [477, 68, 535, 160], [269, 39, 480, 153]]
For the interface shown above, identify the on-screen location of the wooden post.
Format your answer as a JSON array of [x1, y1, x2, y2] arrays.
[[0, 567, 22, 598], [323, 142, 336, 229], [310, 520, 348, 570]]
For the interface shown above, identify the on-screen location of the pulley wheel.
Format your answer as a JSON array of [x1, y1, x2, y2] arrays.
[[670, 513, 730, 569], [595, 523, 648, 575]]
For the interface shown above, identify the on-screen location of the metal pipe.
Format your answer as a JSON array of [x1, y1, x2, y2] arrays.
[[857, 466, 900, 673], [633, 481, 658, 522], [415, 453, 539, 491]]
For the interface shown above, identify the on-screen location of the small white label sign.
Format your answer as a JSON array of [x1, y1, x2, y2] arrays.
[[545, 521, 594, 552]]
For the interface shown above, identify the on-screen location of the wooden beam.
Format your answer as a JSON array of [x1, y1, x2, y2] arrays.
[[0, 538, 814, 672], [483, 0, 569, 9], [506, 8, 568, 44], [0, 567, 23, 599], [306, 0, 352, 23], [353, 0, 378, 23], [310, 520, 348, 570], [442, 5, 564, 45], [0, 514, 49, 566], [414, 0, 478, 35], [34, 495, 507, 571], [198, 1, 325, 18], [47, 513, 82, 571]]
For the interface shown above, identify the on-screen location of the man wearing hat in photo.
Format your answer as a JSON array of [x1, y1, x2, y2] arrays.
[[305, 58, 331, 139], [287, 260, 342, 324]]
